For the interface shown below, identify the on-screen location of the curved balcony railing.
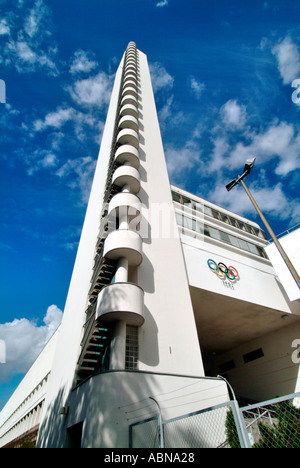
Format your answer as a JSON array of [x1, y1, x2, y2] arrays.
[[120, 103, 138, 119], [108, 192, 141, 220], [120, 94, 138, 109], [112, 165, 140, 194], [123, 78, 138, 91], [114, 144, 139, 168], [118, 114, 139, 133], [116, 128, 139, 148], [95, 282, 144, 326], [103, 229, 143, 266], [122, 86, 138, 100]]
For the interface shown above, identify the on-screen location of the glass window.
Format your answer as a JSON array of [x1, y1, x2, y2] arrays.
[[204, 225, 210, 237], [229, 235, 240, 248], [248, 242, 258, 255], [175, 212, 183, 226], [204, 205, 212, 216], [246, 224, 255, 235], [239, 239, 249, 251], [229, 217, 238, 228], [257, 246, 268, 259], [237, 221, 247, 231], [194, 201, 203, 213], [209, 227, 220, 240], [184, 215, 194, 230], [172, 192, 181, 203], [219, 230, 231, 244], [212, 209, 220, 220], [182, 196, 191, 206], [125, 326, 138, 370], [220, 213, 230, 224]]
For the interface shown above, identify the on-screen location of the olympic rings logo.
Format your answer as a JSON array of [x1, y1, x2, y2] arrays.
[[207, 259, 239, 281]]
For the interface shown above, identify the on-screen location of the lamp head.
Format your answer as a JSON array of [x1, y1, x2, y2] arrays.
[[243, 157, 256, 174], [225, 178, 238, 192]]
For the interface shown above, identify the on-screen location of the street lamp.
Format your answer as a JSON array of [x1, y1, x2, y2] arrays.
[[225, 158, 300, 289]]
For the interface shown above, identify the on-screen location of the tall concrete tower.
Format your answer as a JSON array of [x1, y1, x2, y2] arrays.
[[36, 42, 222, 448]]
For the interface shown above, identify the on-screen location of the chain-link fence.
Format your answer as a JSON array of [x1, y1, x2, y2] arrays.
[[240, 393, 300, 448], [129, 391, 300, 448]]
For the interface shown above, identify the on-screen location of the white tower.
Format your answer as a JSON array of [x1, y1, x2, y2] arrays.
[[36, 42, 219, 448]]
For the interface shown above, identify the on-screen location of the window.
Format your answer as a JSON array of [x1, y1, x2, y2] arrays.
[[248, 242, 259, 255], [238, 239, 249, 251], [219, 230, 231, 244], [172, 191, 181, 203], [125, 326, 138, 370], [220, 213, 230, 224], [212, 209, 220, 220], [209, 227, 220, 240], [204, 205, 212, 216], [243, 348, 264, 363], [229, 234, 240, 248]]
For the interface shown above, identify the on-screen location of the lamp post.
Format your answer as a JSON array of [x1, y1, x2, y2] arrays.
[[225, 158, 300, 289]]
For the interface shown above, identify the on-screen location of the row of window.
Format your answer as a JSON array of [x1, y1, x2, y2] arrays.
[[175, 212, 268, 259], [219, 348, 264, 374], [172, 191, 267, 240]]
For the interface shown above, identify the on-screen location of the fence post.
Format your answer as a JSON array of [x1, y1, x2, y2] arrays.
[[218, 376, 251, 448], [149, 397, 164, 449]]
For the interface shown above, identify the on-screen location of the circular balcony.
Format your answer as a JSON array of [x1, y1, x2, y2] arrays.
[[126, 52, 137, 61], [124, 71, 137, 83], [108, 192, 141, 220], [103, 230, 142, 266], [122, 85, 138, 100], [114, 144, 139, 169], [124, 63, 136, 74], [120, 103, 138, 119], [116, 128, 139, 149], [123, 78, 137, 91], [112, 165, 140, 194], [120, 94, 138, 109], [125, 58, 137, 67], [95, 282, 144, 326], [118, 115, 139, 133]]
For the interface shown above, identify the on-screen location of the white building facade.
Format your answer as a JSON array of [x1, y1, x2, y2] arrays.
[[0, 43, 299, 448]]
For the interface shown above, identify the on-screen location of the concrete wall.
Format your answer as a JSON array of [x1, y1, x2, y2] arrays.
[[0, 328, 59, 447], [265, 228, 300, 302]]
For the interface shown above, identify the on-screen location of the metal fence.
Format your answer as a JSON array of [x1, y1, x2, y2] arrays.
[[129, 390, 300, 449], [240, 392, 300, 448]]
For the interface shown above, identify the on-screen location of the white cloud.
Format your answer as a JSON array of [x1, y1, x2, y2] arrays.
[[68, 72, 113, 107], [69, 49, 98, 75], [1, 0, 59, 75], [33, 107, 75, 132], [149, 62, 174, 92], [208, 180, 299, 225], [0, 305, 62, 383], [227, 121, 300, 176], [165, 142, 201, 183], [272, 36, 300, 84], [0, 19, 10, 35], [156, 0, 169, 7], [189, 76, 205, 99], [24, 0, 51, 38], [55, 156, 96, 204], [220, 99, 247, 129]]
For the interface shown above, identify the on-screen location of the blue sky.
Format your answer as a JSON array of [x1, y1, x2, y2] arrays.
[[0, 0, 299, 408]]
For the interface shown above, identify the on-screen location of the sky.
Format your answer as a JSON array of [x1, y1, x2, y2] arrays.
[[0, 0, 299, 408]]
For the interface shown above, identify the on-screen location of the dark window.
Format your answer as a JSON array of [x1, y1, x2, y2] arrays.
[[243, 348, 264, 363], [65, 422, 83, 448]]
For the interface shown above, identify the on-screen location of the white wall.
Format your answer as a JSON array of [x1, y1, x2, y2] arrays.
[[135, 50, 204, 377], [0, 327, 59, 447], [265, 228, 300, 302]]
